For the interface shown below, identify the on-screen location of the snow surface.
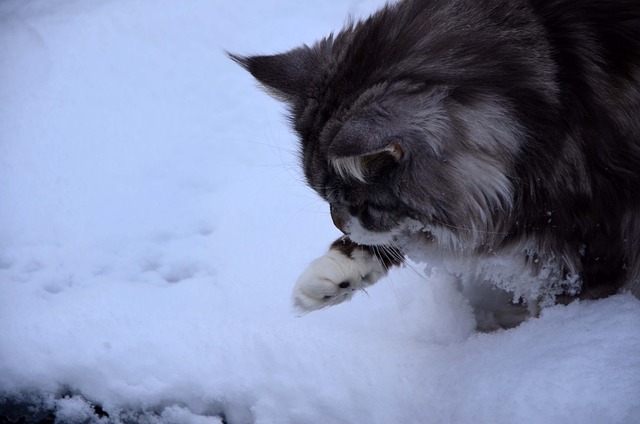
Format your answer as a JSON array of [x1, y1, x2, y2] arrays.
[[1, 0, 639, 423]]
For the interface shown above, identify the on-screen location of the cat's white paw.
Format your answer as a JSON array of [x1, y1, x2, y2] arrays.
[[293, 248, 386, 312]]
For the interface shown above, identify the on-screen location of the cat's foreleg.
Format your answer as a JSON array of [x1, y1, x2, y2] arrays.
[[293, 237, 404, 312]]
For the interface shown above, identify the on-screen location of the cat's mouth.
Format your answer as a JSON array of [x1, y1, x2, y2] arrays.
[[342, 216, 427, 246], [330, 203, 428, 246], [343, 218, 398, 245]]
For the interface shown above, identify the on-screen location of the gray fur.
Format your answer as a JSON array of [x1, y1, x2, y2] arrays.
[[231, 0, 640, 309]]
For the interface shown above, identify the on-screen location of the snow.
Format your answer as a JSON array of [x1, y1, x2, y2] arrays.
[[1, 0, 639, 422]]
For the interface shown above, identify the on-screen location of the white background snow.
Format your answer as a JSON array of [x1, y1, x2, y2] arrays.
[[1, 0, 639, 422]]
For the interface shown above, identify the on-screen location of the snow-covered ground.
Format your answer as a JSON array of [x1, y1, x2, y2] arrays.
[[1, 0, 639, 423]]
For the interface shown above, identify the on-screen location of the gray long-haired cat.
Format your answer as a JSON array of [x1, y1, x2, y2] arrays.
[[232, 0, 640, 328]]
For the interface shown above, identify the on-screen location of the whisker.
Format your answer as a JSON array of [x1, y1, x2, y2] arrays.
[[430, 217, 510, 236], [381, 244, 404, 263], [376, 245, 391, 272], [381, 242, 426, 279]]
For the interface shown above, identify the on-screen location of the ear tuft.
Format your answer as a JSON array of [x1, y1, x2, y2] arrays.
[[227, 48, 316, 102], [330, 156, 367, 183], [226, 52, 251, 71]]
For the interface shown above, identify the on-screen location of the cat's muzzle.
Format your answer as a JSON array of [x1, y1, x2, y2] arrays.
[[330, 204, 349, 234]]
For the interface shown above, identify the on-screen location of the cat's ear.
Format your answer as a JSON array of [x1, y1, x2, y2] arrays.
[[328, 113, 405, 160], [228, 47, 316, 103], [328, 115, 405, 181]]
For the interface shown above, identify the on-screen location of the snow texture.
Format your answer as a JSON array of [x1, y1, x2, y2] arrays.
[[1, 0, 639, 423]]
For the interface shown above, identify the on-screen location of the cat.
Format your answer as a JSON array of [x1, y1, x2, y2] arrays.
[[231, 0, 640, 328]]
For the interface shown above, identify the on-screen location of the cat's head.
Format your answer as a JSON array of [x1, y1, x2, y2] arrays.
[[230, 6, 551, 250]]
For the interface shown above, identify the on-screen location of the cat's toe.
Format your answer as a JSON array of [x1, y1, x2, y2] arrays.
[[293, 283, 355, 312]]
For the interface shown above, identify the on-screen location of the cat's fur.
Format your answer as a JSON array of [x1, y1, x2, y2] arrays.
[[231, 0, 640, 327]]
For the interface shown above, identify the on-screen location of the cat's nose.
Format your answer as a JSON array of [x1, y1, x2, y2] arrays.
[[330, 204, 349, 234]]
